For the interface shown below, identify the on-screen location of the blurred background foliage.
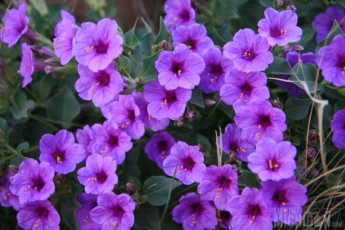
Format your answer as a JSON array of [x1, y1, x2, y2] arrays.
[[0, 0, 344, 229]]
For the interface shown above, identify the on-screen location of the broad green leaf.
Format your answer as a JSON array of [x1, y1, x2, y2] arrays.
[[285, 97, 312, 120], [10, 91, 35, 120], [29, 0, 48, 16], [258, 0, 273, 7], [125, 26, 139, 50], [189, 88, 205, 108], [334, 99, 345, 112], [134, 204, 161, 230], [155, 17, 171, 44], [140, 52, 160, 83], [143, 176, 181, 206], [46, 86, 80, 128], [238, 170, 259, 187], [266, 57, 292, 75], [16, 142, 29, 153]]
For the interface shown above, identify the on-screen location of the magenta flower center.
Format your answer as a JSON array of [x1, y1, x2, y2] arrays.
[[158, 141, 168, 154], [112, 206, 125, 219], [267, 158, 280, 171], [36, 206, 49, 218], [242, 50, 255, 61], [338, 60, 345, 75], [191, 202, 204, 215], [32, 176, 45, 191], [127, 109, 136, 122], [240, 82, 253, 96], [54, 149, 65, 163], [217, 176, 232, 189], [247, 205, 262, 224], [257, 115, 271, 130], [95, 40, 109, 54], [95, 71, 111, 87], [108, 135, 119, 148], [172, 63, 183, 76], [273, 190, 288, 206], [182, 157, 195, 170], [95, 170, 107, 183], [186, 37, 196, 50], [162, 90, 178, 108], [209, 64, 223, 82], [179, 9, 191, 21], [270, 27, 287, 38]]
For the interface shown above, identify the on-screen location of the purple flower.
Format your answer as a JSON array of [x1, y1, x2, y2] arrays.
[[258, 8, 302, 46], [172, 23, 214, 54], [163, 141, 206, 185], [331, 109, 345, 150], [234, 100, 287, 142], [76, 125, 93, 158], [144, 131, 176, 169], [90, 121, 133, 164], [248, 138, 297, 181], [312, 5, 345, 43], [221, 123, 255, 162], [76, 64, 124, 107], [76, 193, 101, 230], [220, 70, 270, 109], [172, 192, 218, 230], [198, 47, 233, 94], [39, 129, 85, 174], [156, 44, 205, 90], [276, 51, 316, 97], [53, 10, 78, 65], [0, 169, 20, 210], [164, 0, 196, 32], [197, 165, 239, 211], [90, 192, 135, 230], [19, 43, 45, 88], [101, 95, 144, 140], [133, 92, 170, 131], [0, 4, 30, 47], [17, 200, 60, 230], [10, 158, 55, 204], [261, 177, 308, 225], [228, 187, 272, 230], [78, 154, 118, 194], [143, 81, 192, 120], [223, 28, 273, 73], [219, 211, 233, 230], [73, 18, 123, 72], [318, 35, 345, 86]]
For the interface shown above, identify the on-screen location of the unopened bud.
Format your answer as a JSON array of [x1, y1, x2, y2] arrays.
[[161, 40, 169, 50], [272, 99, 283, 109], [307, 147, 316, 158], [126, 182, 137, 195], [185, 109, 194, 122]]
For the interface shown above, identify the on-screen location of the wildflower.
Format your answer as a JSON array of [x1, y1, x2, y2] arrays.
[[197, 165, 239, 210], [220, 69, 270, 109], [73, 18, 123, 72], [248, 138, 297, 181], [76, 125, 93, 158], [163, 141, 206, 185], [90, 192, 135, 230], [101, 95, 144, 140], [0, 169, 20, 210], [172, 193, 218, 230], [258, 7, 302, 46], [198, 47, 233, 94], [143, 81, 192, 120], [261, 177, 308, 225], [10, 158, 55, 204], [164, 0, 196, 32], [76, 63, 124, 107], [89, 121, 133, 164], [318, 35, 345, 86], [53, 10, 78, 65], [17, 200, 60, 230], [144, 131, 176, 169], [39, 129, 85, 174], [223, 28, 273, 73], [156, 44, 205, 90], [331, 109, 345, 149], [228, 188, 272, 230], [172, 23, 214, 54], [76, 193, 101, 230], [234, 100, 287, 142], [312, 5, 345, 43], [77, 154, 118, 194]]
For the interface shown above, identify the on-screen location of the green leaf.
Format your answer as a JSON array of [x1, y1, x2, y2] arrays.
[[258, 0, 273, 7], [189, 88, 205, 108], [266, 57, 292, 75], [155, 17, 171, 44], [143, 176, 181, 206], [334, 99, 345, 112], [134, 204, 161, 230], [330, 0, 345, 7], [10, 90, 35, 119], [238, 170, 260, 187], [16, 142, 29, 153], [29, 0, 49, 16], [46, 86, 80, 128], [125, 26, 139, 50], [285, 97, 312, 120], [140, 52, 160, 83]]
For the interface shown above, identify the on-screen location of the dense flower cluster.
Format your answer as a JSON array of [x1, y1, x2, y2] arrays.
[[3, 1, 345, 229]]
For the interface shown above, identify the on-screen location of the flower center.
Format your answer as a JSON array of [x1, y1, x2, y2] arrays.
[[95, 170, 107, 183], [158, 141, 168, 154], [95, 40, 109, 54], [186, 37, 196, 50], [179, 9, 191, 21], [32, 177, 45, 191], [268, 159, 280, 171], [257, 115, 271, 130], [271, 27, 287, 38], [172, 63, 183, 76], [247, 205, 262, 224], [162, 91, 177, 108], [240, 82, 253, 96], [95, 71, 111, 87], [112, 206, 125, 219], [339, 61, 345, 75], [54, 149, 65, 163], [242, 50, 255, 61], [273, 190, 287, 207], [108, 135, 119, 148], [181, 157, 195, 171]]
